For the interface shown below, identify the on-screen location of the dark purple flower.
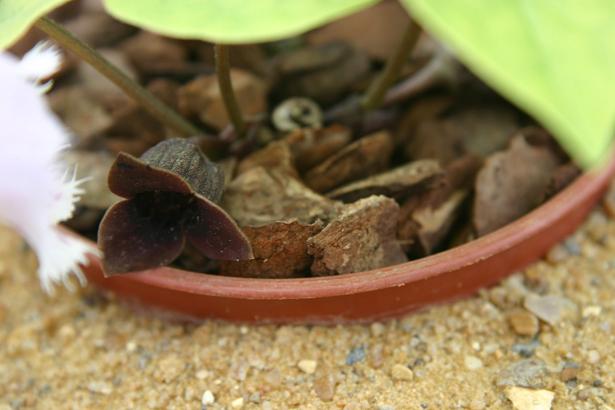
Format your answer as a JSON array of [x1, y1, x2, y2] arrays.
[[98, 139, 252, 275]]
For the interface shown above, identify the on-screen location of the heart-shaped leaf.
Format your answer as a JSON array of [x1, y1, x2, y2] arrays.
[[104, 0, 379, 44], [0, 0, 72, 49], [402, 0, 615, 167]]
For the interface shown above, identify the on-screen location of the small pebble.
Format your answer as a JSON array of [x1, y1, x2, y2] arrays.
[[87, 381, 112, 395], [587, 350, 600, 364], [196, 370, 209, 380], [125, 341, 137, 352], [512, 340, 540, 358], [504, 386, 554, 410], [523, 294, 577, 326], [563, 237, 581, 255], [507, 309, 539, 337], [230, 397, 244, 408], [577, 387, 593, 401], [559, 363, 579, 382], [391, 364, 414, 381], [497, 359, 547, 388], [370, 322, 385, 337], [582, 305, 602, 317], [201, 390, 215, 406], [298, 359, 318, 374], [346, 346, 366, 365], [464, 355, 483, 370], [313, 370, 336, 401]]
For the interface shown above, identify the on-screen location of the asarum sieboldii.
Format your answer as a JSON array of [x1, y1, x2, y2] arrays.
[[98, 138, 253, 275]]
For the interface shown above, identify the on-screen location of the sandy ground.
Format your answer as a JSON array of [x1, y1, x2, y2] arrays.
[[1, 197, 614, 410]]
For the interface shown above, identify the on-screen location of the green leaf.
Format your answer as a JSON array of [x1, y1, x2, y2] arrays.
[[401, 0, 615, 167], [0, 0, 71, 49], [104, 0, 379, 44]]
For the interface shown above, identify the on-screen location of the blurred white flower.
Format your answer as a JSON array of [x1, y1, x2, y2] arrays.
[[0, 43, 98, 294]]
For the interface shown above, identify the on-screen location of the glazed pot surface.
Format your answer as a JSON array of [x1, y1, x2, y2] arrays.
[[79, 159, 615, 323]]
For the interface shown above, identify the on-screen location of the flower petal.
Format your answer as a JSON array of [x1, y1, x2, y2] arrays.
[[36, 228, 99, 294], [186, 196, 253, 261], [98, 199, 186, 275], [108, 153, 193, 198], [18, 41, 62, 87]]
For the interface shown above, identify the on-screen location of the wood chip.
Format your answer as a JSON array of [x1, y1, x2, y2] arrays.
[[274, 42, 370, 105], [178, 70, 267, 130], [304, 131, 394, 193], [222, 167, 342, 226], [219, 221, 323, 278], [326, 160, 442, 203], [307, 196, 407, 275], [473, 135, 561, 236], [285, 125, 352, 172], [504, 386, 554, 410]]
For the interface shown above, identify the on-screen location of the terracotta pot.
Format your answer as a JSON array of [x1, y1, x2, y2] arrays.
[[79, 159, 615, 324]]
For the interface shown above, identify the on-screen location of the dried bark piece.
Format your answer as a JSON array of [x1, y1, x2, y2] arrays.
[[405, 105, 519, 164], [397, 156, 481, 254], [236, 140, 297, 178], [473, 135, 561, 236], [74, 48, 135, 110], [541, 163, 581, 201], [285, 124, 352, 172], [274, 42, 370, 105], [178, 70, 267, 130], [307, 0, 411, 60], [307, 196, 407, 275], [326, 159, 442, 203], [101, 80, 180, 156], [408, 190, 467, 255], [222, 167, 342, 226], [120, 31, 188, 77], [48, 87, 112, 142], [304, 131, 394, 193], [63, 11, 135, 48], [395, 94, 453, 147], [62, 150, 119, 209], [219, 221, 323, 278]]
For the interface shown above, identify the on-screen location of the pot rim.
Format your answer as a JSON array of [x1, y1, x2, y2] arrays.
[[76, 159, 615, 301]]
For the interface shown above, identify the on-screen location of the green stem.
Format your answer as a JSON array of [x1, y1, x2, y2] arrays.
[[214, 44, 246, 138], [361, 21, 421, 111], [34, 17, 201, 138]]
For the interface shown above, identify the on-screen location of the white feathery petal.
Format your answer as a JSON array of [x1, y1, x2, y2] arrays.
[[18, 41, 63, 87], [0, 49, 96, 294], [34, 228, 100, 295]]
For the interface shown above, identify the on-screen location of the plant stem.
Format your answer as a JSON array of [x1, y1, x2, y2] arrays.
[[34, 17, 201, 138], [214, 44, 246, 138], [383, 49, 457, 107], [361, 21, 421, 111]]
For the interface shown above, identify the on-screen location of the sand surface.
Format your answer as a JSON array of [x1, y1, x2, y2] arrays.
[[1, 197, 614, 409]]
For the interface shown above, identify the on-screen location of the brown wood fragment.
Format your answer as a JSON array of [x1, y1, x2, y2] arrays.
[[326, 159, 442, 203], [219, 221, 323, 278], [222, 167, 342, 226], [541, 163, 581, 201], [307, 196, 407, 275], [178, 70, 267, 130], [285, 125, 352, 172], [473, 135, 561, 236], [274, 42, 370, 105], [397, 156, 481, 255], [236, 140, 297, 178], [304, 131, 394, 193]]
